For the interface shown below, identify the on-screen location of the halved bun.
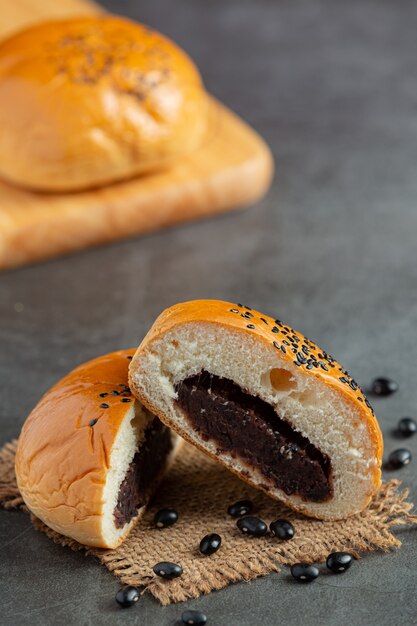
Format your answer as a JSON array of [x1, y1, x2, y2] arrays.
[[0, 16, 208, 191], [129, 300, 383, 521], [15, 349, 179, 548]]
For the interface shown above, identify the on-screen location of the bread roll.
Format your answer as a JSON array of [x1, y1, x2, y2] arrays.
[[129, 300, 383, 521], [15, 349, 179, 548], [0, 16, 208, 191]]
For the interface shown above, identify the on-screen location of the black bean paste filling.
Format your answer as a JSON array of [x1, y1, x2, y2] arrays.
[[114, 420, 172, 528], [175, 371, 333, 503]]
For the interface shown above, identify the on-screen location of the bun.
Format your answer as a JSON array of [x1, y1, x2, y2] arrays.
[[0, 16, 208, 191], [15, 349, 179, 548], [129, 300, 383, 521]]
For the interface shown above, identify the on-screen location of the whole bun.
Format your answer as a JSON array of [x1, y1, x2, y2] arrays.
[[15, 349, 178, 548], [129, 300, 383, 521], [0, 16, 208, 191]]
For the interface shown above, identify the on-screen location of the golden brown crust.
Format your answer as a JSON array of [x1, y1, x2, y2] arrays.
[[0, 16, 208, 191], [15, 349, 164, 548], [129, 300, 383, 518]]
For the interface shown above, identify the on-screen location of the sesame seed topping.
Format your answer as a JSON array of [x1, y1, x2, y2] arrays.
[[230, 308, 239, 314], [99, 392, 108, 398], [271, 327, 279, 333], [89, 419, 97, 426], [121, 398, 132, 403], [247, 324, 255, 329], [100, 403, 109, 409], [126, 356, 133, 360]]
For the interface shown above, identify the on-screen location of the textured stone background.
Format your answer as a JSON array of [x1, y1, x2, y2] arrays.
[[1, 0, 417, 624]]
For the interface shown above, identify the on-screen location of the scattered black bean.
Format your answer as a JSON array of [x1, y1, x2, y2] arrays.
[[371, 377, 398, 396], [236, 516, 268, 537], [227, 500, 253, 518], [326, 552, 354, 574], [290, 563, 319, 583], [115, 585, 139, 608], [388, 448, 412, 469], [153, 561, 183, 579], [181, 609, 208, 625], [270, 519, 294, 541], [154, 508, 178, 529], [199, 533, 221, 556], [398, 417, 417, 438]]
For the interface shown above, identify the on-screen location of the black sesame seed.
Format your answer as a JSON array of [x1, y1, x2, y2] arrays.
[[339, 377, 348, 384], [199, 533, 222, 556], [228, 499, 253, 517], [111, 390, 120, 396], [283, 340, 290, 346], [247, 324, 255, 329], [270, 519, 294, 540], [119, 384, 129, 389], [115, 585, 140, 608], [244, 305, 252, 310], [326, 552, 354, 574], [181, 610, 208, 626], [89, 418, 98, 427], [126, 356, 133, 360], [302, 345, 310, 355], [371, 377, 398, 396], [388, 448, 412, 469], [281, 346, 287, 354], [306, 364, 313, 370], [99, 392, 108, 398], [290, 563, 319, 583], [237, 303, 243, 308], [154, 507, 178, 528], [100, 403, 110, 409], [121, 398, 132, 403], [245, 311, 254, 318], [349, 380, 358, 391], [260, 318, 269, 325], [152, 561, 183, 579], [230, 309, 239, 314], [273, 341, 280, 350], [294, 361, 301, 366], [271, 327, 279, 333], [398, 417, 417, 438], [320, 363, 329, 372], [236, 516, 267, 537]]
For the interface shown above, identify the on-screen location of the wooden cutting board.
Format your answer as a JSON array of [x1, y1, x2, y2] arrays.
[[0, 0, 273, 271]]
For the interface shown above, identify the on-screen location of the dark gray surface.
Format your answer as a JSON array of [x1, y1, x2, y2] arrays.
[[1, 0, 417, 624]]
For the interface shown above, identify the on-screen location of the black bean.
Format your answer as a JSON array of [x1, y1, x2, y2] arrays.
[[115, 586, 139, 608], [227, 500, 253, 518], [326, 552, 354, 574], [181, 610, 207, 625], [154, 508, 178, 528], [199, 533, 221, 556], [236, 516, 267, 537], [270, 519, 294, 540], [153, 561, 183, 579], [371, 377, 398, 396], [388, 448, 412, 469], [398, 417, 417, 438], [290, 563, 319, 582]]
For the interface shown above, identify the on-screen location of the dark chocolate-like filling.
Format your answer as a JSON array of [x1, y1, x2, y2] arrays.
[[175, 371, 332, 503], [114, 419, 172, 528]]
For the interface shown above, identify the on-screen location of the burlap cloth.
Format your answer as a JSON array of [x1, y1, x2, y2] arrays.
[[1, 438, 416, 605]]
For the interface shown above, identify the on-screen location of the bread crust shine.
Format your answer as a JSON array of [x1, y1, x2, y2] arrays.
[[15, 349, 171, 548], [0, 16, 208, 191], [129, 300, 383, 519]]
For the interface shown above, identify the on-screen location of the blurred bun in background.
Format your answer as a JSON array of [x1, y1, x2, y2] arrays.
[[0, 16, 208, 191]]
